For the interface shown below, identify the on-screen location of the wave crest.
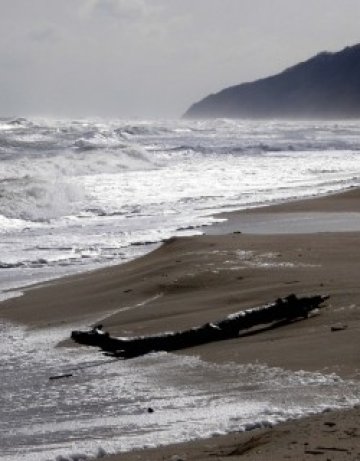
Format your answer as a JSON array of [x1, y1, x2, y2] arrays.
[[0, 176, 84, 222]]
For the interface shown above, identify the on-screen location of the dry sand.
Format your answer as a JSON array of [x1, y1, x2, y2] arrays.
[[1, 188, 360, 460]]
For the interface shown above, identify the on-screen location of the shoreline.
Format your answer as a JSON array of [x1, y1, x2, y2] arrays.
[[1, 188, 360, 460], [104, 405, 360, 461], [207, 186, 360, 235]]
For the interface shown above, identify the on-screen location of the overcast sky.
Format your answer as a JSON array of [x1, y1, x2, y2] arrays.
[[1, 0, 359, 119]]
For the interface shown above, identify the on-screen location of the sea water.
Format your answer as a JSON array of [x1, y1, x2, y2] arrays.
[[1, 118, 360, 459], [1, 117, 360, 298], [1, 322, 360, 461]]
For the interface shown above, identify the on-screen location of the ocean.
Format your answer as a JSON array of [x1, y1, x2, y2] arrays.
[[1, 117, 360, 460]]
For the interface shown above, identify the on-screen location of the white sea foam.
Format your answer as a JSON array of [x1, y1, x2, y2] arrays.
[[1, 118, 360, 301], [1, 118, 360, 459], [0, 322, 359, 461], [0, 176, 84, 221]]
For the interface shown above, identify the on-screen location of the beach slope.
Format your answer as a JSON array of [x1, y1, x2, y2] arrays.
[[1, 189, 360, 460]]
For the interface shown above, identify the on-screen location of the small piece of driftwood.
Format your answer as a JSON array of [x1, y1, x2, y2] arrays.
[[71, 294, 328, 359]]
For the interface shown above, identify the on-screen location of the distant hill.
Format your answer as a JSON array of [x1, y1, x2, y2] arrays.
[[184, 44, 360, 119]]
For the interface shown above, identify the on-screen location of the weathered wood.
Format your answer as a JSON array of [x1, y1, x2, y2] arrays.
[[71, 294, 328, 359]]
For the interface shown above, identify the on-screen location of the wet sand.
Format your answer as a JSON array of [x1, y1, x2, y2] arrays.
[[104, 406, 360, 461], [1, 188, 360, 460]]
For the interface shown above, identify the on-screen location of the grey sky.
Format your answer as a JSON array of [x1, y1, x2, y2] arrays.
[[0, 0, 359, 118]]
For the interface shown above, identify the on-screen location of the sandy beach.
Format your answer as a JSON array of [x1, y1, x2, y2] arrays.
[[1, 188, 360, 460]]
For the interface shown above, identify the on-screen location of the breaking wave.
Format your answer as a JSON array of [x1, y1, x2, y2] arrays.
[[1, 117, 360, 292], [0, 119, 159, 221], [1, 118, 360, 459], [0, 176, 84, 222]]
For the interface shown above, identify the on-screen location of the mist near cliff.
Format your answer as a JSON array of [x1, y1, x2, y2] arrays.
[[1, 0, 360, 118]]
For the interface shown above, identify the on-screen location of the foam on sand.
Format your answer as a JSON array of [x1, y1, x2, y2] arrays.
[[0, 322, 359, 461]]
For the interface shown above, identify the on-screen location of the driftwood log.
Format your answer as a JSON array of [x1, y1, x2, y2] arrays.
[[71, 294, 328, 359]]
